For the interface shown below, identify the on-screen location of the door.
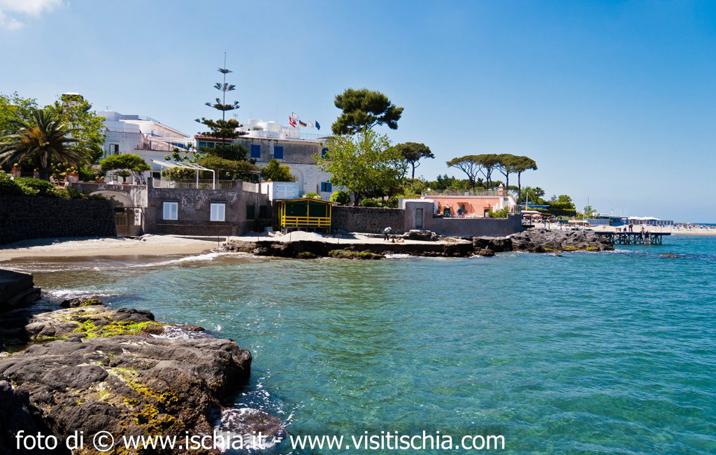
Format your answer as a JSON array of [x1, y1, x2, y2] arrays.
[[415, 208, 424, 229]]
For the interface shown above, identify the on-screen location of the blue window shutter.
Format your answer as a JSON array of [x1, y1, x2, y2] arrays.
[[321, 147, 328, 157], [250, 144, 261, 158], [274, 145, 284, 159], [321, 182, 332, 192]]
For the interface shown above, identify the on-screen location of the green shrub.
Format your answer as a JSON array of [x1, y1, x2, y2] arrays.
[[359, 197, 387, 208], [198, 155, 258, 181], [99, 154, 150, 173], [303, 192, 321, 200], [52, 188, 72, 199], [164, 167, 195, 181], [487, 207, 510, 218], [329, 190, 350, 205], [0, 171, 24, 196], [79, 164, 100, 182], [15, 177, 58, 197], [66, 186, 84, 199], [261, 159, 294, 182]]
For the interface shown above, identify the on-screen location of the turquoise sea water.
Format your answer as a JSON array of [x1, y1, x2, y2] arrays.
[[23, 236, 716, 454]]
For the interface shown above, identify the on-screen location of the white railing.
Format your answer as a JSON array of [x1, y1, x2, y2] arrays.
[[152, 179, 238, 190], [423, 189, 501, 197]]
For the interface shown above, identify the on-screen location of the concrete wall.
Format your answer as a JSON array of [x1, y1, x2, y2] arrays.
[[427, 215, 524, 237], [332, 206, 406, 234], [144, 181, 270, 236], [260, 181, 301, 201], [71, 182, 148, 207], [0, 196, 116, 244], [281, 163, 334, 199], [403, 201, 523, 237]]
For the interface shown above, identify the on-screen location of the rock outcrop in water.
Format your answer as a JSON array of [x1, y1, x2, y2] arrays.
[[223, 228, 613, 259], [474, 228, 612, 254], [509, 228, 613, 253], [223, 238, 475, 258], [0, 297, 283, 454]]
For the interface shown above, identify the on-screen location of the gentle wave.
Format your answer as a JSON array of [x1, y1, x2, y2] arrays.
[[129, 251, 252, 268]]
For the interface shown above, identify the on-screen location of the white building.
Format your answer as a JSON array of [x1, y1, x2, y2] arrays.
[[196, 119, 336, 200], [100, 111, 193, 171]]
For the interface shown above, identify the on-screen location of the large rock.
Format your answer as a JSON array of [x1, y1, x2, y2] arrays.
[[223, 238, 476, 258], [0, 304, 282, 454], [0, 269, 40, 312], [473, 236, 513, 252], [402, 230, 439, 241], [509, 228, 613, 252]]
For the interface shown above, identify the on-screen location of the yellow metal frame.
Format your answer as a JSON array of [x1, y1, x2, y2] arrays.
[[278, 198, 332, 231]]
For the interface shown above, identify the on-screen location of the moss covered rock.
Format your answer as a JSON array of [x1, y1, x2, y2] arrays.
[[328, 249, 384, 260], [0, 303, 268, 454]]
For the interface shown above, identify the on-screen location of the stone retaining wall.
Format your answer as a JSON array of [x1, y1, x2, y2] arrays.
[[331, 206, 406, 234], [0, 196, 116, 244]]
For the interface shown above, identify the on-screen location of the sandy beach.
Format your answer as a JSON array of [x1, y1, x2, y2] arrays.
[[532, 223, 716, 236], [0, 235, 219, 262]]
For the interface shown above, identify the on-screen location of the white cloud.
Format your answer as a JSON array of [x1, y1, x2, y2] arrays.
[[0, 10, 22, 29], [0, 0, 62, 30]]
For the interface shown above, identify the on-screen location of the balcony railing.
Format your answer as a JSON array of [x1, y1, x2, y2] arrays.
[[422, 189, 501, 197], [152, 179, 238, 190]]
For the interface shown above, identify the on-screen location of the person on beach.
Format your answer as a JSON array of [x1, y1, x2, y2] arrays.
[[383, 226, 392, 241]]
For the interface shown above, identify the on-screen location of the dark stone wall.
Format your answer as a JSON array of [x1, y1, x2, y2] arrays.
[[403, 201, 524, 237], [426, 214, 524, 237], [144, 184, 271, 236], [332, 206, 406, 234], [0, 196, 116, 245]]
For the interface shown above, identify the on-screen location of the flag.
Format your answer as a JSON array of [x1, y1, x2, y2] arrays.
[[299, 120, 308, 127], [315, 120, 320, 130], [288, 113, 297, 128]]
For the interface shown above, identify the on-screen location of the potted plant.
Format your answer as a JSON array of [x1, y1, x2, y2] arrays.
[[66, 166, 79, 184]]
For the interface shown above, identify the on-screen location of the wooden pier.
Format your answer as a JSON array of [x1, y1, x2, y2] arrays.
[[596, 231, 669, 245]]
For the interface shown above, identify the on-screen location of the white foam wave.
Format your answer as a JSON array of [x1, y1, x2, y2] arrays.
[[131, 251, 251, 268], [150, 325, 210, 341], [217, 408, 284, 451], [44, 289, 116, 301], [384, 253, 413, 259]]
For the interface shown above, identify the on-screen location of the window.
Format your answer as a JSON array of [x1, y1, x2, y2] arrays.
[[320, 181, 332, 193], [273, 145, 284, 160], [250, 144, 261, 159], [162, 202, 178, 220], [321, 147, 329, 158], [210, 203, 226, 222], [110, 144, 119, 154]]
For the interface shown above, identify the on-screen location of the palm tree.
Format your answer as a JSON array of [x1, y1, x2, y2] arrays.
[[0, 109, 81, 179]]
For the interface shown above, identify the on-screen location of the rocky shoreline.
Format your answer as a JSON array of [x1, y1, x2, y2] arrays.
[[0, 296, 282, 454], [223, 228, 614, 259]]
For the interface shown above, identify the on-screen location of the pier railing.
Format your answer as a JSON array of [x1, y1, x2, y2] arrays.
[[596, 231, 669, 245]]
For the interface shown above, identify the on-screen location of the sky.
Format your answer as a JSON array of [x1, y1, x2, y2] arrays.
[[1, 0, 715, 222]]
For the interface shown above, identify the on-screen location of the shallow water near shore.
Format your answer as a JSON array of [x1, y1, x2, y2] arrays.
[[19, 236, 716, 453]]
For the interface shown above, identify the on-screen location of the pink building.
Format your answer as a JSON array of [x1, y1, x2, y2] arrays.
[[418, 186, 516, 218]]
